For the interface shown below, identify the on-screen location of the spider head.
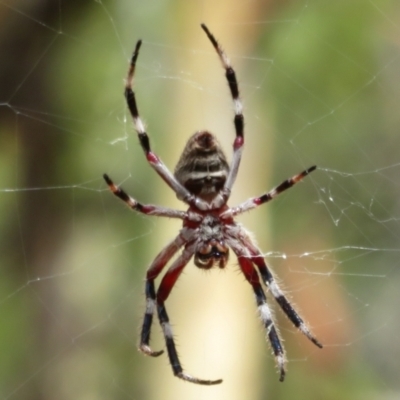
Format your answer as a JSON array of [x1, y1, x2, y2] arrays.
[[174, 131, 229, 202], [192, 215, 229, 269], [194, 239, 229, 269]]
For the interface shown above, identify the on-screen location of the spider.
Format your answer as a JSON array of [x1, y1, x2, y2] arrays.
[[103, 24, 322, 385]]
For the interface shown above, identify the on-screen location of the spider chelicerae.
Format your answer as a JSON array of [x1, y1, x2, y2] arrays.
[[103, 24, 322, 385]]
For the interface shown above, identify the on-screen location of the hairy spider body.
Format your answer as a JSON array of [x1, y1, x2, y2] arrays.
[[175, 131, 230, 202], [104, 24, 322, 386], [187, 211, 231, 269]]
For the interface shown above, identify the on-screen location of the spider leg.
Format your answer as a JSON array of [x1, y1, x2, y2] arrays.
[[156, 242, 223, 385], [139, 233, 187, 356], [229, 240, 286, 381], [251, 250, 323, 348], [201, 24, 244, 207], [103, 174, 187, 219], [124, 41, 210, 210], [232, 227, 323, 349], [221, 165, 316, 219]]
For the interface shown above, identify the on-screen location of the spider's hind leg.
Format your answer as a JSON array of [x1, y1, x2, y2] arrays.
[[201, 23, 244, 207]]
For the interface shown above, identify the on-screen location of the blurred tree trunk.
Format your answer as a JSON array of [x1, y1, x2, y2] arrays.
[[0, 2, 90, 399]]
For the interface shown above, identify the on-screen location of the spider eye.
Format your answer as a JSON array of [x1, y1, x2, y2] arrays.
[[194, 244, 229, 269]]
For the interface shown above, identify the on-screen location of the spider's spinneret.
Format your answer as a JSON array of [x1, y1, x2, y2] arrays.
[[174, 131, 229, 202]]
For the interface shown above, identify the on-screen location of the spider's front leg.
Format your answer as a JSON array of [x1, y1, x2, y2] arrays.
[[231, 225, 323, 349], [249, 247, 323, 349], [155, 241, 223, 385], [229, 240, 286, 381], [139, 234, 187, 357]]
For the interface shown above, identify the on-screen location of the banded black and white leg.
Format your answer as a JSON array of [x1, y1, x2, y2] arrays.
[[140, 234, 187, 356], [230, 226, 323, 349], [155, 241, 223, 385], [201, 24, 244, 207], [124, 39, 209, 209], [221, 165, 317, 219], [102, 175, 194, 356], [103, 174, 188, 219], [229, 241, 286, 381], [250, 248, 323, 348]]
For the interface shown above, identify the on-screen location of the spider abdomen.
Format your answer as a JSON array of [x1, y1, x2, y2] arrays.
[[174, 131, 229, 202]]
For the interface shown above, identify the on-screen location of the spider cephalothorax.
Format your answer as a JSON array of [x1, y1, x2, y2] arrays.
[[104, 23, 322, 386], [192, 213, 230, 269]]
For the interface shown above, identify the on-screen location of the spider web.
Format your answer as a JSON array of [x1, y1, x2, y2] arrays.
[[1, 0, 400, 399]]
